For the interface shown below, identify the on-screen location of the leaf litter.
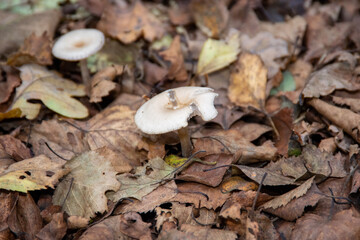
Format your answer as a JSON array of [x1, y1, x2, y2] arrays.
[[1, 0, 360, 239]]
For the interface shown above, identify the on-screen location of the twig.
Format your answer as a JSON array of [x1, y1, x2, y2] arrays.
[[44, 142, 70, 161], [62, 178, 74, 207], [252, 172, 267, 212]]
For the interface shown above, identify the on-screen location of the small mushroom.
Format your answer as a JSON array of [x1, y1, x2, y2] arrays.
[[52, 28, 105, 93], [135, 86, 218, 157]]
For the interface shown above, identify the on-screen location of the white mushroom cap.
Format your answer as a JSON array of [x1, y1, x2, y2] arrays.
[[135, 87, 218, 134], [52, 29, 105, 61]]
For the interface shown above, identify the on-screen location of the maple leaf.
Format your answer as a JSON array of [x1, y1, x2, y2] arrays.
[[8, 64, 88, 120]]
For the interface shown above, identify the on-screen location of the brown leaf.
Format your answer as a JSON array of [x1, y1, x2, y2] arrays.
[[181, 224, 237, 240], [308, 98, 360, 143], [265, 156, 307, 180], [177, 154, 232, 187], [290, 208, 360, 240], [220, 176, 258, 193], [8, 193, 43, 240], [0, 10, 61, 56], [228, 53, 267, 109], [89, 65, 123, 103], [159, 36, 187, 81], [0, 66, 21, 105], [240, 32, 289, 78], [332, 96, 360, 113], [171, 182, 230, 210], [168, 1, 192, 25], [302, 62, 360, 98], [272, 108, 294, 156], [36, 212, 67, 240], [119, 212, 152, 240], [190, 0, 229, 38], [0, 191, 17, 239], [230, 121, 272, 142], [144, 61, 168, 85], [97, 1, 164, 44], [119, 181, 177, 213], [261, 177, 323, 221], [233, 165, 297, 186], [0, 135, 31, 162], [7, 32, 53, 66]]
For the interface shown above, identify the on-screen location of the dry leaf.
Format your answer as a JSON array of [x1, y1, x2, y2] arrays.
[[107, 157, 175, 202], [309, 98, 360, 143], [240, 32, 289, 78], [9, 64, 88, 120], [53, 148, 121, 220], [7, 32, 53, 66], [228, 52, 267, 109], [272, 108, 293, 156], [221, 176, 258, 193], [332, 96, 360, 113], [36, 212, 67, 240], [181, 224, 237, 240], [159, 35, 187, 81], [0, 66, 21, 104], [0, 155, 67, 193], [261, 177, 323, 221], [197, 29, 240, 76], [89, 65, 123, 103], [97, 1, 164, 44], [302, 62, 360, 98], [190, 0, 229, 38]]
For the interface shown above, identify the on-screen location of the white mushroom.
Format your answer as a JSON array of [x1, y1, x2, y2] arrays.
[[52, 29, 105, 93], [135, 86, 218, 157]]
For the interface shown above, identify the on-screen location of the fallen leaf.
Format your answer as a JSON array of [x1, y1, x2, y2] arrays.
[[230, 121, 272, 141], [261, 177, 323, 221], [197, 29, 240, 76], [0, 65, 21, 104], [272, 108, 294, 156], [107, 157, 175, 202], [181, 224, 237, 240], [168, 1, 192, 26], [159, 35, 187, 81], [332, 96, 360, 113], [290, 208, 360, 240], [240, 31, 289, 78], [0, 9, 61, 56], [144, 61, 168, 85], [89, 65, 123, 103], [265, 156, 307, 180], [7, 32, 53, 66], [7, 193, 43, 240], [53, 149, 121, 220], [0, 134, 31, 162], [9, 64, 88, 120], [233, 165, 297, 186], [302, 62, 360, 98], [0, 155, 67, 193], [36, 212, 67, 240], [119, 212, 152, 240], [309, 98, 360, 143], [221, 176, 258, 193], [171, 182, 230, 210], [97, 1, 164, 44], [177, 154, 232, 187], [190, 0, 229, 38], [228, 52, 267, 109]]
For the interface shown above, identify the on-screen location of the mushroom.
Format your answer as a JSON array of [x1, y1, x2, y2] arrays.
[[135, 86, 218, 157], [52, 28, 105, 93]]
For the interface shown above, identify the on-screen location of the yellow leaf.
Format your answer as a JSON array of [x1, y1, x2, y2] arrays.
[[221, 176, 258, 193], [8, 64, 88, 120], [228, 53, 267, 109], [0, 155, 67, 193], [0, 108, 22, 121], [165, 154, 187, 168], [197, 29, 240, 76]]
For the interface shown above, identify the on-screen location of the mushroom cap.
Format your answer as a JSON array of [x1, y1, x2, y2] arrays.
[[52, 29, 105, 61], [135, 87, 218, 134]]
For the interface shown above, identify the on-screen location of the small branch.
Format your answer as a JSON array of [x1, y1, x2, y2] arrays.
[[251, 172, 267, 212]]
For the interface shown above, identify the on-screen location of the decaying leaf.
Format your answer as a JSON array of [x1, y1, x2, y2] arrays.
[[107, 157, 175, 202], [7, 32, 53, 66], [309, 98, 360, 143], [53, 148, 121, 220], [159, 35, 187, 81], [97, 1, 164, 44], [332, 96, 360, 113], [197, 29, 240, 76], [240, 31, 289, 78], [0, 65, 21, 104], [90, 65, 123, 103], [190, 0, 229, 38], [221, 176, 258, 193], [261, 177, 322, 221], [228, 52, 267, 109], [9, 64, 88, 120], [0, 155, 67, 193], [302, 62, 360, 98]]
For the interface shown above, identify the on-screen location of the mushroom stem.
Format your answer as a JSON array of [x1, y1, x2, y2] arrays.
[[80, 59, 91, 94], [178, 127, 192, 157]]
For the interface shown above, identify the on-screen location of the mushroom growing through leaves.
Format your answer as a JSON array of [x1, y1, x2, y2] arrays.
[[135, 87, 218, 157], [52, 28, 105, 93]]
